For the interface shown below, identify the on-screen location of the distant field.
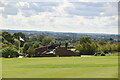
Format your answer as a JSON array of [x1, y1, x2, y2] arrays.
[[2, 56, 118, 78]]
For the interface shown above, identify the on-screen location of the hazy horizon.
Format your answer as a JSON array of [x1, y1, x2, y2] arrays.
[[1, 28, 118, 35]]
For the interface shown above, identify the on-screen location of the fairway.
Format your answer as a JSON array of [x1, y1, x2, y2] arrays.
[[2, 56, 118, 78]]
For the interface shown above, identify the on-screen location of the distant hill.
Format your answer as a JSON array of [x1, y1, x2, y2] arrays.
[[1, 29, 118, 41]]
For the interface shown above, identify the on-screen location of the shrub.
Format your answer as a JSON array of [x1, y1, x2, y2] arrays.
[[94, 52, 101, 56], [94, 52, 105, 56], [2, 47, 19, 58], [100, 53, 106, 56]]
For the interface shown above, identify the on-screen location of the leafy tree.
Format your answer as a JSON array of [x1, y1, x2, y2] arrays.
[[14, 39, 19, 49], [27, 46, 35, 57], [98, 39, 106, 45], [32, 42, 40, 48], [76, 42, 98, 55], [118, 43, 120, 52], [110, 43, 118, 52], [79, 37, 91, 44], [50, 41, 60, 45], [2, 47, 19, 58], [98, 43, 118, 54], [75, 37, 98, 55], [37, 35, 45, 42], [22, 43, 32, 54], [2, 31, 14, 44], [42, 37, 53, 45], [98, 44, 109, 53], [2, 43, 9, 48], [13, 32, 26, 40], [13, 32, 26, 47], [29, 36, 37, 41], [2, 37, 11, 47], [109, 38, 113, 41]]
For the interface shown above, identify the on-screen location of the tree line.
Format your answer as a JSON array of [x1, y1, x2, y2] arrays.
[[1, 31, 119, 58], [75, 37, 119, 56]]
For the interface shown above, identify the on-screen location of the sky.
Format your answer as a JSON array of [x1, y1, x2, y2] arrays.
[[0, 0, 118, 34]]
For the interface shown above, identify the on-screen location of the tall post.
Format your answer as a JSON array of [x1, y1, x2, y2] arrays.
[[18, 37, 21, 53], [65, 42, 68, 50]]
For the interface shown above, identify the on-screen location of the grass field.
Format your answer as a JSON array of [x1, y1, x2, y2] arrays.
[[2, 56, 118, 78]]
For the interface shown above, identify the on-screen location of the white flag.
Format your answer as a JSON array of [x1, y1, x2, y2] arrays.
[[20, 37, 24, 41]]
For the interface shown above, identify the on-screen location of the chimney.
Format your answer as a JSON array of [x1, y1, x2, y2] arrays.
[[65, 42, 68, 49]]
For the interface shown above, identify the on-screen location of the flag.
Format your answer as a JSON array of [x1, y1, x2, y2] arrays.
[[20, 37, 24, 41]]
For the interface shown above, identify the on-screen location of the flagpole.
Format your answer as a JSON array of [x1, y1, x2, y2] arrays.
[[19, 37, 24, 53], [19, 37, 21, 53]]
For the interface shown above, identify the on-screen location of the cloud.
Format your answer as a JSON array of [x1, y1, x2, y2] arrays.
[[0, 13, 118, 34], [0, 0, 119, 2], [0, 2, 59, 17], [65, 2, 118, 16], [0, 1, 117, 17], [0, 1, 118, 34]]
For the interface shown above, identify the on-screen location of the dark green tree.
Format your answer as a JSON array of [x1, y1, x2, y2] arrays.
[[2, 47, 19, 58], [27, 46, 35, 57], [13, 32, 26, 41], [22, 43, 32, 54], [2, 31, 14, 44], [32, 42, 40, 48], [79, 37, 91, 44], [37, 35, 45, 42], [42, 37, 53, 45], [75, 37, 98, 55]]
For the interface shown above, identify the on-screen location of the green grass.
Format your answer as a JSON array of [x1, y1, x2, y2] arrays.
[[105, 52, 118, 56], [2, 56, 118, 78], [0, 58, 2, 79]]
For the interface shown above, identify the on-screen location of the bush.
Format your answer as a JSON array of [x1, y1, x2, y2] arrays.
[[94, 52, 105, 56], [2, 47, 19, 58], [94, 52, 101, 56], [100, 53, 106, 56]]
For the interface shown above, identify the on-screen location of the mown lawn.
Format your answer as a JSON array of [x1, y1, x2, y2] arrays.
[[2, 56, 118, 78]]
